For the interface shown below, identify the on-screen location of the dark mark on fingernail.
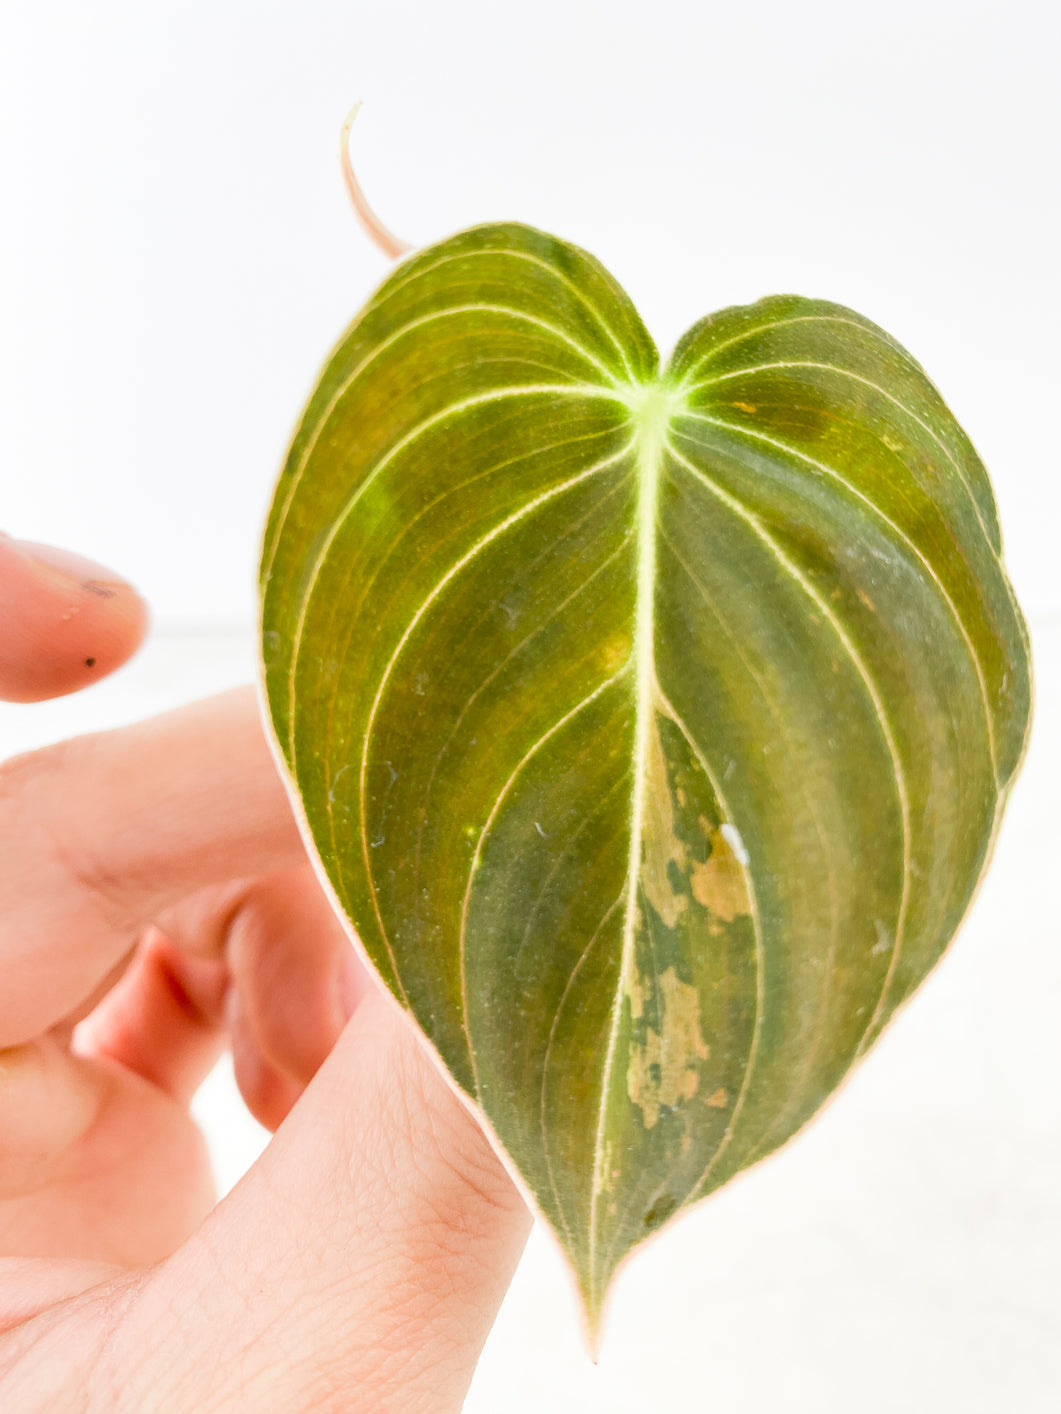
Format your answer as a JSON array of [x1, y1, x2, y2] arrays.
[[82, 581, 118, 598]]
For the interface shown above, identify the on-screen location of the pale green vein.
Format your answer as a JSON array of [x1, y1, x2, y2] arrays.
[[653, 683, 767, 1202], [675, 312, 909, 385], [514, 768, 632, 969], [362, 239, 639, 379], [655, 525, 839, 1179], [586, 383, 677, 1313], [286, 384, 628, 760], [401, 497, 629, 968], [459, 672, 628, 1100], [686, 359, 999, 554], [262, 302, 618, 580], [328, 441, 630, 916], [354, 446, 633, 1028], [674, 410, 1001, 783], [417, 536, 631, 969], [666, 438, 913, 1068], [541, 884, 628, 1262]]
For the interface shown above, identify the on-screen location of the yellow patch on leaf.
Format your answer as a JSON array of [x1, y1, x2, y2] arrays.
[[690, 827, 750, 922], [626, 967, 710, 1130]]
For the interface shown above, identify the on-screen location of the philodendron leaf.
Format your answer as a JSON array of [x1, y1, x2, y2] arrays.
[[260, 222, 1031, 1336]]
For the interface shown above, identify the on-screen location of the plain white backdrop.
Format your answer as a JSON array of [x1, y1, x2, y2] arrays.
[[2, 1, 1059, 1408]]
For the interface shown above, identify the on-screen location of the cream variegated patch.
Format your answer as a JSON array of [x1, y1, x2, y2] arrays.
[[690, 825, 751, 923], [626, 966, 710, 1130], [638, 716, 690, 930]]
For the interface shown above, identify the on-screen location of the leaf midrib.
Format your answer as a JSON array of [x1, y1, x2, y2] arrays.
[[586, 379, 686, 1310]]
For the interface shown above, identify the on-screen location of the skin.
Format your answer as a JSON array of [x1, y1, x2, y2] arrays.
[[0, 533, 531, 1412]]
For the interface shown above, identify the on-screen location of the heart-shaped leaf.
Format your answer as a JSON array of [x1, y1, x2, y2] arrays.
[[260, 223, 1031, 1334]]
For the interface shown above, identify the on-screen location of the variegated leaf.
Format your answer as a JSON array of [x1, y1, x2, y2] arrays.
[[260, 222, 1031, 1334]]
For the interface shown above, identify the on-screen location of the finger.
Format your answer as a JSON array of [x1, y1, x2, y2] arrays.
[[0, 1029, 214, 1269], [77, 867, 365, 1116], [0, 535, 148, 702], [110, 990, 531, 1412], [224, 868, 368, 1088], [225, 891, 367, 1131], [0, 1040, 215, 1267], [228, 989, 306, 1131], [156, 867, 365, 1077], [74, 930, 229, 1106], [0, 945, 222, 1256], [0, 1035, 105, 1198], [0, 687, 304, 1047]]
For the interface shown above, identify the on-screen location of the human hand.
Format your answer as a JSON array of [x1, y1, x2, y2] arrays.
[[0, 535, 530, 1412]]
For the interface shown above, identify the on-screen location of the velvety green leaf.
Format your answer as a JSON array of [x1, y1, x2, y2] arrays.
[[260, 223, 1031, 1334]]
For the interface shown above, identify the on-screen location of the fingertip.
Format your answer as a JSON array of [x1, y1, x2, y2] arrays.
[[226, 867, 361, 1089], [0, 536, 149, 702], [228, 987, 305, 1131]]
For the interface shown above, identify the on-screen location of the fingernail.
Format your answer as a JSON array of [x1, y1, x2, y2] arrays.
[[2, 537, 131, 595]]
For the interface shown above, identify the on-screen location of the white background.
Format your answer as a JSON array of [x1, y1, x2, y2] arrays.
[[2, 1, 1059, 1408]]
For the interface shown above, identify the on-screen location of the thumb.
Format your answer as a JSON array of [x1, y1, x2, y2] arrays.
[[110, 984, 530, 1412]]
